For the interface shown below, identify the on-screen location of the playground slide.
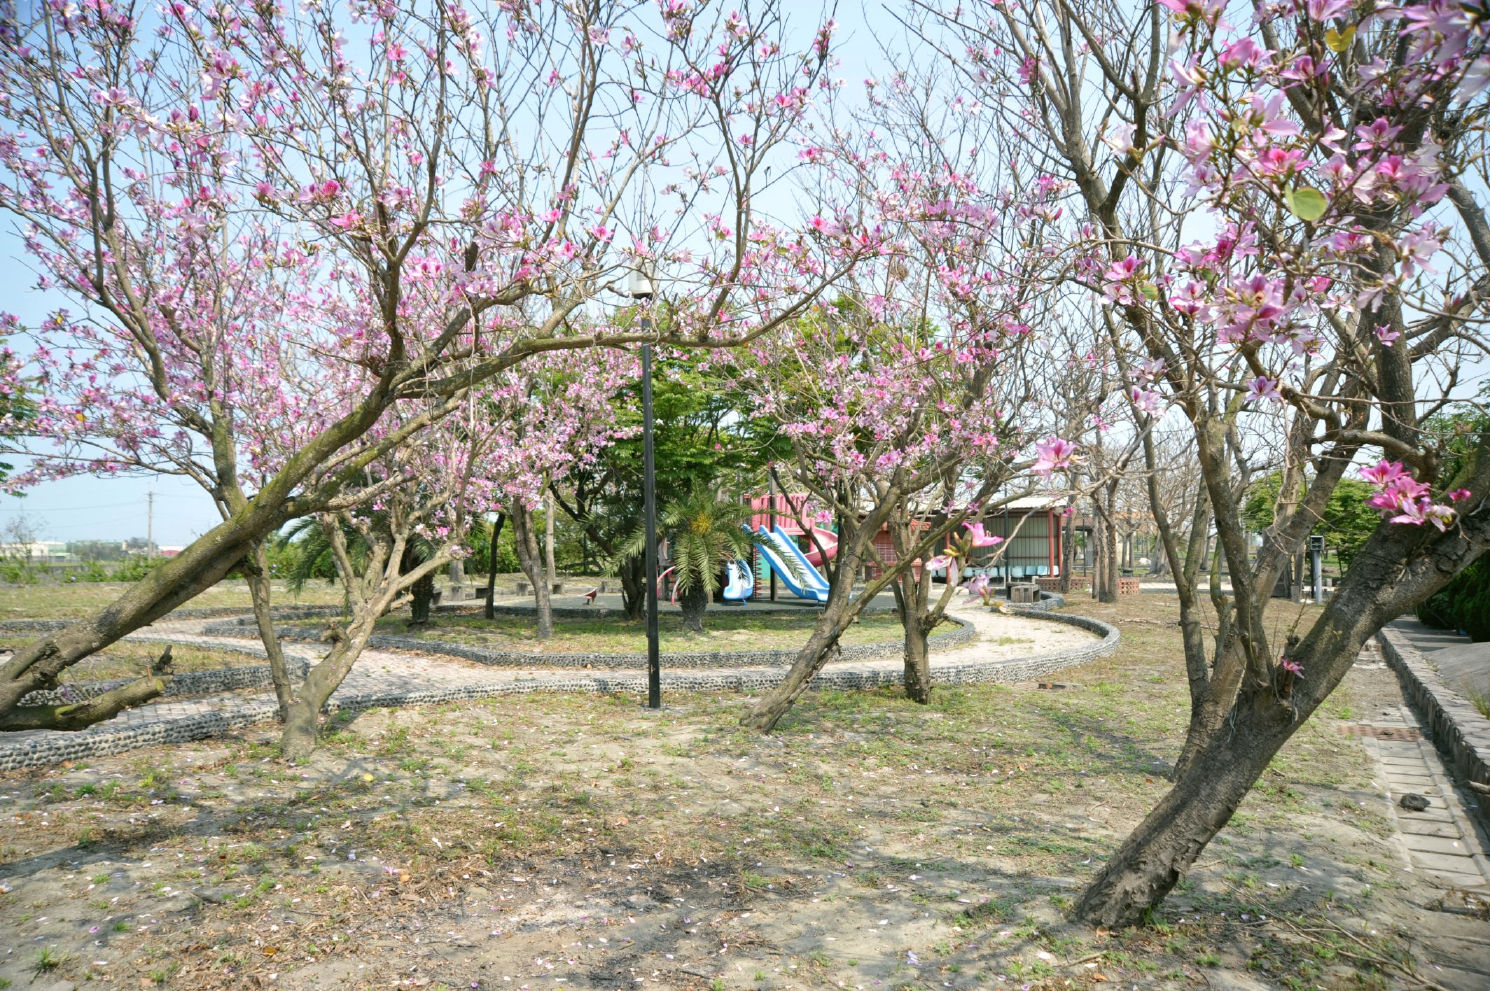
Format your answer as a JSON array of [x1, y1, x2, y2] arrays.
[[752, 526, 830, 603], [755, 525, 832, 602], [723, 560, 754, 601], [801, 525, 839, 567]]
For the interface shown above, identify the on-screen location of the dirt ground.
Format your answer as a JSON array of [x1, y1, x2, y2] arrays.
[[2, 592, 1488, 990]]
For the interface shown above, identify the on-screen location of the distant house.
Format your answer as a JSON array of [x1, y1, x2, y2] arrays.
[[0, 540, 67, 561], [867, 495, 1067, 581]]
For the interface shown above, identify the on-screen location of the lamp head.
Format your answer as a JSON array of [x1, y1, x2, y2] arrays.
[[627, 259, 657, 300]]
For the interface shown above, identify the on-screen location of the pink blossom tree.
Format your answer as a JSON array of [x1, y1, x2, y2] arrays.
[[736, 105, 1080, 726], [0, 0, 854, 726], [927, 0, 1490, 925]]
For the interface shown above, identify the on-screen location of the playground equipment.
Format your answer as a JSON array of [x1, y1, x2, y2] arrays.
[[754, 525, 831, 603], [723, 560, 754, 601], [657, 562, 756, 603], [799, 525, 839, 567]]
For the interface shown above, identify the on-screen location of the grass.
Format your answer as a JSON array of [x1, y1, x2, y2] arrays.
[[331, 605, 920, 654], [0, 578, 346, 620], [0, 588, 1450, 990], [0, 640, 267, 683]]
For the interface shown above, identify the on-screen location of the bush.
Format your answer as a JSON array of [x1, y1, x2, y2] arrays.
[[1417, 556, 1490, 642], [110, 554, 166, 582], [0, 559, 39, 584]]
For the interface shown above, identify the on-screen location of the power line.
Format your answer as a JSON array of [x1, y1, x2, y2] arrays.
[[0, 501, 145, 513]]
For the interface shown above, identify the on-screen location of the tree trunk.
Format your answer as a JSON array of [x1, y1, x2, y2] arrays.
[[740, 622, 845, 731], [902, 618, 932, 704], [511, 503, 553, 639], [280, 616, 378, 760], [0, 507, 294, 720], [890, 564, 935, 705], [1059, 513, 1075, 593], [1073, 685, 1293, 927], [678, 582, 708, 633], [485, 512, 505, 620], [618, 558, 646, 621], [244, 541, 294, 721], [0, 646, 173, 731], [409, 571, 434, 625], [1092, 490, 1120, 603], [544, 492, 557, 581]]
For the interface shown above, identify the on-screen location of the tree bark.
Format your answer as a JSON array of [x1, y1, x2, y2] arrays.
[[0, 646, 173, 732], [678, 582, 708, 633], [511, 502, 553, 639], [1073, 685, 1292, 927], [485, 512, 506, 620], [902, 618, 932, 704], [244, 541, 294, 722]]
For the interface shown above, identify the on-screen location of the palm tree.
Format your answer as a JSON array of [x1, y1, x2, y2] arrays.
[[625, 486, 757, 633]]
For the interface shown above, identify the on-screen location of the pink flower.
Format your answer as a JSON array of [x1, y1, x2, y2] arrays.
[[963, 522, 1006, 547], [1447, 488, 1472, 502], [1245, 376, 1281, 403], [1032, 436, 1076, 476], [329, 210, 363, 230], [1360, 460, 1408, 487], [1280, 658, 1303, 675], [923, 555, 954, 571]]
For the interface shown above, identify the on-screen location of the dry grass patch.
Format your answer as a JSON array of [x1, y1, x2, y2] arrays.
[[0, 591, 1476, 990]]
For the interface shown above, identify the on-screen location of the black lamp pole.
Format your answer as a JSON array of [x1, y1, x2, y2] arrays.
[[629, 264, 661, 709], [641, 329, 661, 709]]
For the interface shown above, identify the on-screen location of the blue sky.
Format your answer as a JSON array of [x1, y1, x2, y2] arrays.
[[0, 3, 901, 548]]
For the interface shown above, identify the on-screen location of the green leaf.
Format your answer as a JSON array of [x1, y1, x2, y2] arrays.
[[1284, 187, 1328, 222], [1325, 25, 1355, 53], [1138, 282, 1161, 301]]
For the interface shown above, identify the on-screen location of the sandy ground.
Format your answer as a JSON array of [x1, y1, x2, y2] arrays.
[[2, 597, 1488, 990]]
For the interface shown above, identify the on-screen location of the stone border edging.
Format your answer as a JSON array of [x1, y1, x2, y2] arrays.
[[199, 616, 977, 670], [1377, 626, 1490, 834], [18, 655, 312, 707], [0, 605, 348, 636], [0, 609, 1117, 772]]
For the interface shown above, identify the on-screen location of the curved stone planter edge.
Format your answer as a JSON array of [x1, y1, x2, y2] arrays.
[[1377, 626, 1490, 835], [0, 608, 1118, 772], [230, 615, 977, 670]]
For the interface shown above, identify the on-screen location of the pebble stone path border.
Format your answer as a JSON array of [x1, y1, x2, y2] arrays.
[[0, 604, 1119, 772]]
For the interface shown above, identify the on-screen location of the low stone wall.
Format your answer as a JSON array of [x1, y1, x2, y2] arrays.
[[18, 657, 311, 707], [0, 604, 347, 636], [227, 615, 977, 670], [1378, 627, 1490, 834]]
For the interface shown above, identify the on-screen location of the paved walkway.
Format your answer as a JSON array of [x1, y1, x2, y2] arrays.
[[1362, 624, 1490, 891], [0, 602, 1115, 771]]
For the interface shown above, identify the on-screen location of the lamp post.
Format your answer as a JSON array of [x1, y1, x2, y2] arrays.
[[627, 263, 662, 709]]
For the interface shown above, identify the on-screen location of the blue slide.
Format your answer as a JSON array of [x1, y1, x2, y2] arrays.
[[723, 559, 755, 601], [754, 525, 831, 603]]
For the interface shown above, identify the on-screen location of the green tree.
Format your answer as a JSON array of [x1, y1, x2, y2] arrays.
[[624, 486, 757, 633], [1417, 396, 1490, 640], [1243, 473, 1378, 570], [555, 353, 784, 620]]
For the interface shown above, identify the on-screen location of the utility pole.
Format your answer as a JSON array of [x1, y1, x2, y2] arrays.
[[146, 490, 154, 556]]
